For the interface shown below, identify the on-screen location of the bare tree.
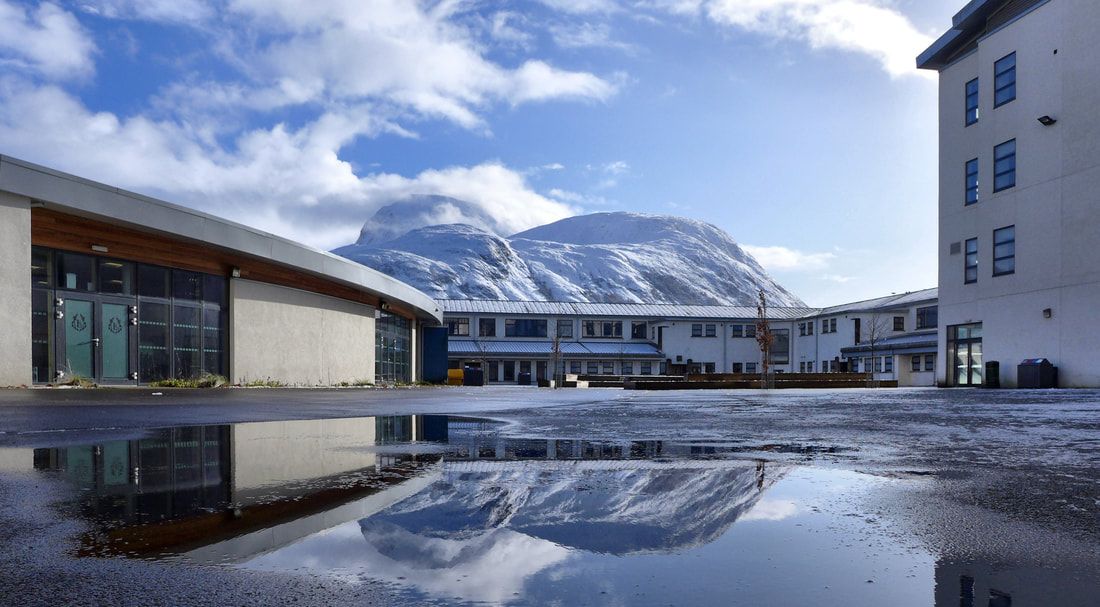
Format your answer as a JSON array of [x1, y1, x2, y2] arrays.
[[755, 289, 775, 389], [863, 311, 892, 386], [550, 334, 562, 389]]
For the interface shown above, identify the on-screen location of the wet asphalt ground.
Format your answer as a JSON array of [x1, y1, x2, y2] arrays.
[[0, 385, 1098, 606]]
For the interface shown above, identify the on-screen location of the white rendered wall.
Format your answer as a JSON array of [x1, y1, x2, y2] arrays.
[[230, 279, 376, 385], [0, 192, 32, 387], [937, 0, 1100, 387]]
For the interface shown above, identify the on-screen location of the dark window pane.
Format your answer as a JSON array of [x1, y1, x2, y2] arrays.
[[965, 239, 978, 254], [56, 253, 94, 291], [138, 265, 170, 298], [203, 275, 226, 306], [994, 173, 1015, 191], [994, 243, 1015, 259], [965, 268, 978, 283], [31, 290, 51, 383], [993, 259, 1015, 275], [31, 247, 50, 288], [173, 271, 202, 301], [98, 260, 133, 295], [173, 305, 201, 379], [202, 307, 225, 377], [995, 226, 1015, 243], [139, 302, 170, 383]]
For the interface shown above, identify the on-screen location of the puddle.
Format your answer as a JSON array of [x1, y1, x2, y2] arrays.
[[11, 414, 1100, 606]]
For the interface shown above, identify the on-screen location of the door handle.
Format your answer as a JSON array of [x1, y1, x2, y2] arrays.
[[91, 338, 101, 347]]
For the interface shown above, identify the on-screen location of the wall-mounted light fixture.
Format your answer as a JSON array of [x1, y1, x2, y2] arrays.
[[91, 244, 109, 253], [29, 200, 46, 209], [231, 267, 241, 278], [1038, 115, 1057, 126], [1043, 308, 1053, 319], [379, 299, 392, 311]]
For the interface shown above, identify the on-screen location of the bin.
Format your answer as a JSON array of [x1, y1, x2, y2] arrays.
[[984, 361, 1000, 389], [1017, 358, 1057, 389], [463, 367, 485, 387], [517, 371, 532, 386]]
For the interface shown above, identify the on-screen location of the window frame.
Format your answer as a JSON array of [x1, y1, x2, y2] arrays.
[[478, 318, 496, 337], [993, 52, 1016, 108], [993, 225, 1016, 277], [893, 316, 905, 332], [691, 323, 703, 337], [965, 238, 979, 284], [993, 139, 1016, 193], [965, 158, 979, 205], [965, 78, 980, 125], [446, 317, 470, 337]]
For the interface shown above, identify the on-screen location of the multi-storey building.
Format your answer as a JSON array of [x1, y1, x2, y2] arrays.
[[442, 288, 937, 386], [919, 0, 1100, 387]]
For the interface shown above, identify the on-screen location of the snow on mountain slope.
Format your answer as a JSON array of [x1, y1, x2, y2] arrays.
[[334, 206, 805, 306]]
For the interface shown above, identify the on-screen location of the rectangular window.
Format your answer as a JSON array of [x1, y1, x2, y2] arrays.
[[173, 305, 201, 379], [912, 355, 921, 372], [806, 361, 814, 373], [31, 247, 50, 288], [631, 321, 647, 339], [925, 355, 935, 372], [691, 324, 703, 337], [965, 158, 979, 205], [586, 362, 598, 375], [731, 324, 743, 338], [893, 316, 905, 332], [557, 319, 573, 338], [799, 362, 805, 373], [884, 356, 893, 373], [56, 252, 95, 292], [705, 324, 716, 337], [770, 329, 790, 364], [807, 321, 813, 336], [97, 259, 133, 295], [446, 317, 470, 336], [622, 361, 633, 375], [965, 238, 979, 284], [744, 324, 756, 338], [582, 320, 621, 338], [994, 52, 1016, 107], [641, 362, 653, 375], [31, 290, 51, 383], [602, 362, 614, 375], [202, 307, 226, 377], [173, 270, 202, 301], [822, 360, 830, 373], [993, 225, 1016, 276], [994, 139, 1016, 192], [916, 306, 938, 330], [479, 318, 496, 337], [137, 265, 170, 298], [829, 318, 836, 333], [505, 319, 548, 337], [731, 362, 743, 373], [745, 362, 757, 374], [965, 78, 980, 125], [798, 323, 805, 337], [503, 361, 515, 381], [569, 361, 581, 374]]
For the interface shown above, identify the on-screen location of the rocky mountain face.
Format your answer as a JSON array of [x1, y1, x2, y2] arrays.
[[334, 199, 804, 306]]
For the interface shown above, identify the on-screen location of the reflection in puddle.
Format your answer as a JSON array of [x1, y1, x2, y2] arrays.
[[21, 415, 1098, 606]]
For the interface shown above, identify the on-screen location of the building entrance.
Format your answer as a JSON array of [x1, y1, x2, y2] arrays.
[[57, 294, 136, 384], [948, 323, 983, 386]]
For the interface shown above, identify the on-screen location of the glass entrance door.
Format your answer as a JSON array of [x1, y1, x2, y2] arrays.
[[100, 302, 131, 381], [948, 323, 983, 386], [63, 298, 95, 380]]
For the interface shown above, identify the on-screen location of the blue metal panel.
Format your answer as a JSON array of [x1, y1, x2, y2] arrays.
[[422, 327, 449, 384]]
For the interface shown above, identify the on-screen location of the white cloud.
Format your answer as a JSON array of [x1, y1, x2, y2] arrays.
[[647, 0, 932, 77], [741, 498, 799, 521], [537, 0, 621, 14], [0, 0, 96, 79], [549, 22, 635, 52], [78, 0, 212, 24], [487, 11, 534, 48], [741, 244, 835, 271]]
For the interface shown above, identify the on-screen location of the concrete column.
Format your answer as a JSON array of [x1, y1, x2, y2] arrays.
[[0, 193, 31, 387]]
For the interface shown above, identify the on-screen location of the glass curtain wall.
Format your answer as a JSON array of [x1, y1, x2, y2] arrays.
[[376, 311, 412, 383]]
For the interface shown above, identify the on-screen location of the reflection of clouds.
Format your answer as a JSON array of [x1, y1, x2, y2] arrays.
[[741, 499, 799, 522], [244, 519, 571, 604]]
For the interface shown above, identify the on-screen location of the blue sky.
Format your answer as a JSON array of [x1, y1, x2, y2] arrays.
[[0, 0, 962, 306]]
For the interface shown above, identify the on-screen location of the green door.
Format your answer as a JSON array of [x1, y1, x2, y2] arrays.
[[64, 298, 95, 379], [101, 303, 130, 380]]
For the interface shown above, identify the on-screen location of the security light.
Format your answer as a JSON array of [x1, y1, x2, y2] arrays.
[[1038, 115, 1057, 126], [1043, 308, 1053, 319], [91, 244, 109, 253], [231, 267, 241, 278]]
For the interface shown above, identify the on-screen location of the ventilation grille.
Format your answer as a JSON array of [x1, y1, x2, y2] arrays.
[[950, 242, 962, 255]]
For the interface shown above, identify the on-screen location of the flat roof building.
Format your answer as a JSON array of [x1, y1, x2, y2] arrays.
[[0, 156, 441, 387], [919, 0, 1100, 387]]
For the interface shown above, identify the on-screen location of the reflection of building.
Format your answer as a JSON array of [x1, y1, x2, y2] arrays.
[[920, 0, 1100, 387], [0, 156, 440, 387], [934, 557, 1100, 606], [442, 291, 938, 386]]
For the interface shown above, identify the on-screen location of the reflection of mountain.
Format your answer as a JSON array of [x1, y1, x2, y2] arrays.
[[363, 460, 785, 556]]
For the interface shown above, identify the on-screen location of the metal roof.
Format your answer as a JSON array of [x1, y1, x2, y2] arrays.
[[440, 299, 816, 321], [917, 0, 1043, 70], [0, 155, 442, 323], [841, 331, 939, 355], [448, 339, 663, 358], [813, 288, 938, 317]]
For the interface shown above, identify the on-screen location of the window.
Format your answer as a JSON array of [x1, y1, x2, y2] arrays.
[[641, 362, 653, 375], [569, 361, 581, 374], [798, 322, 805, 337], [557, 319, 573, 338], [806, 361, 814, 372], [173, 270, 202, 300], [704, 363, 716, 374], [631, 321, 646, 339], [506, 319, 547, 337], [863, 357, 872, 373], [504, 361, 516, 381], [56, 252, 95, 291], [965, 78, 980, 125], [893, 316, 905, 332], [829, 318, 836, 333], [744, 324, 756, 338], [731, 325, 743, 338], [446, 317, 470, 336], [822, 360, 830, 373], [807, 321, 813, 336], [994, 52, 1016, 107], [912, 355, 921, 372], [993, 225, 1016, 276], [731, 362, 743, 373], [917, 306, 938, 330], [994, 139, 1016, 192], [770, 329, 790, 364], [376, 312, 412, 383], [745, 362, 757, 374], [602, 362, 614, 375], [965, 158, 979, 205], [691, 323, 703, 337], [137, 265, 170, 298], [705, 324, 716, 337], [884, 356, 893, 373], [925, 355, 935, 372], [799, 362, 805, 373], [582, 320, 622, 338], [478, 318, 496, 337], [965, 238, 979, 284], [98, 260, 133, 295], [622, 362, 633, 375]]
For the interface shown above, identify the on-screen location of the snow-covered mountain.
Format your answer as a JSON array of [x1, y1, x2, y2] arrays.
[[334, 202, 805, 306]]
